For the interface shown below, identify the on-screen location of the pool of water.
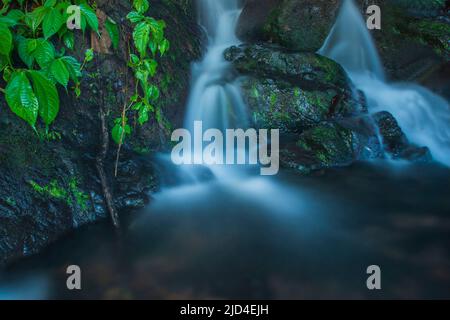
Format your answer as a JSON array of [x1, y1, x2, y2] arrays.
[[1, 161, 450, 299]]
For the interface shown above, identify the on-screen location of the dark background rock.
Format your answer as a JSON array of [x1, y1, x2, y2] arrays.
[[0, 0, 202, 266]]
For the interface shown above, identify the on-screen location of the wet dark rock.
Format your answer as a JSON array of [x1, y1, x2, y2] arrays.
[[0, 0, 201, 266], [373, 111, 432, 162], [225, 44, 351, 91], [237, 0, 340, 52], [224, 44, 363, 132], [225, 43, 369, 172]]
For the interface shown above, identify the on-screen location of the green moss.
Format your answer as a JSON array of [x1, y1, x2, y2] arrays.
[[28, 177, 89, 212]]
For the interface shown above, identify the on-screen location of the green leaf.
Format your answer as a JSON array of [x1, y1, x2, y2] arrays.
[[44, 0, 57, 8], [144, 59, 157, 76], [60, 56, 81, 81], [159, 39, 170, 56], [0, 23, 12, 55], [84, 48, 94, 62], [126, 11, 143, 23], [133, 21, 150, 57], [138, 107, 149, 125], [146, 84, 159, 101], [5, 72, 39, 127], [28, 71, 59, 125], [105, 17, 119, 50], [112, 119, 131, 144], [17, 37, 35, 68], [133, 0, 149, 14], [43, 7, 64, 39], [6, 9, 25, 23], [62, 31, 74, 50], [28, 6, 49, 32], [79, 4, 98, 33], [33, 38, 55, 68], [0, 16, 18, 27], [50, 58, 69, 87]]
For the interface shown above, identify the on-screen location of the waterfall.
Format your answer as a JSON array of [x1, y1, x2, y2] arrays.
[[319, 0, 385, 80], [319, 0, 450, 167], [184, 0, 248, 132]]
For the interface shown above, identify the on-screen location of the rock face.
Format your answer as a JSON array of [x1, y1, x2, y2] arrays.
[[225, 44, 366, 172], [0, 0, 202, 265], [237, 0, 340, 52], [225, 44, 431, 172], [237, 0, 449, 91]]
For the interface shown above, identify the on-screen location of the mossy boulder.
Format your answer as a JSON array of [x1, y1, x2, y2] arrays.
[[281, 123, 356, 173], [224, 44, 363, 133], [224, 43, 369, 172]]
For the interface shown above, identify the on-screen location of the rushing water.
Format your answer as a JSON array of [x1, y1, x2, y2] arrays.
[[1, 162, 450, 299], [319, 0, 450, 167], [184, 0, 248, 133]]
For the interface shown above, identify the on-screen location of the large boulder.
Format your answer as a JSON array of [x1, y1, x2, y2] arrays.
[[224, 43, 432, 172], [225, 44, 369, 172], [236, 0, 341, 52]]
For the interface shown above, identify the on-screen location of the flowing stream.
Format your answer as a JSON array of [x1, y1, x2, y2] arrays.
[[319, 0, 450, 166]]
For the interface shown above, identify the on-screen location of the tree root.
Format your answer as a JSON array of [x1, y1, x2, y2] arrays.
[[96, 105, 121, 228]]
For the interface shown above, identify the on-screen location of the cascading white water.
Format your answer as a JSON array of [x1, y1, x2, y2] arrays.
[[150, 0, 305, 212], [319, 0, 385, 80], [184, 0, 248, 132], [319, 0, 450, 166]]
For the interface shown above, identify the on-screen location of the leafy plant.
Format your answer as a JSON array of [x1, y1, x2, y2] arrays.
[[112, 0, 169, 146], [0, 0, 100, 131]]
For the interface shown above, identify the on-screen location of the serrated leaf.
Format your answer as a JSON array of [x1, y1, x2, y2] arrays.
[[62, 31, 74, 50], [28, 6, 49, 32], [159, 39, 170, 56], [79, 4, 98, 33], [60, 56, 81, 81], [28, 71, 59, 125], [133, 21, 150, 57], [126, 11, 143, 23], [133, 0, 149, 14], [33, 39, 55, 68], [0, 23, 12, 55], [50, 58, 69, 87], [5, 72, 39, 127], [43, 7, 64, 39], [105, 17, 119, 50], [17, 37, 35, 68]]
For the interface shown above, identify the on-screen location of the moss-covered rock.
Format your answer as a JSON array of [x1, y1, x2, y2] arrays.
[[280, 122, 356, 172], [225, 44, 363, 133]]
